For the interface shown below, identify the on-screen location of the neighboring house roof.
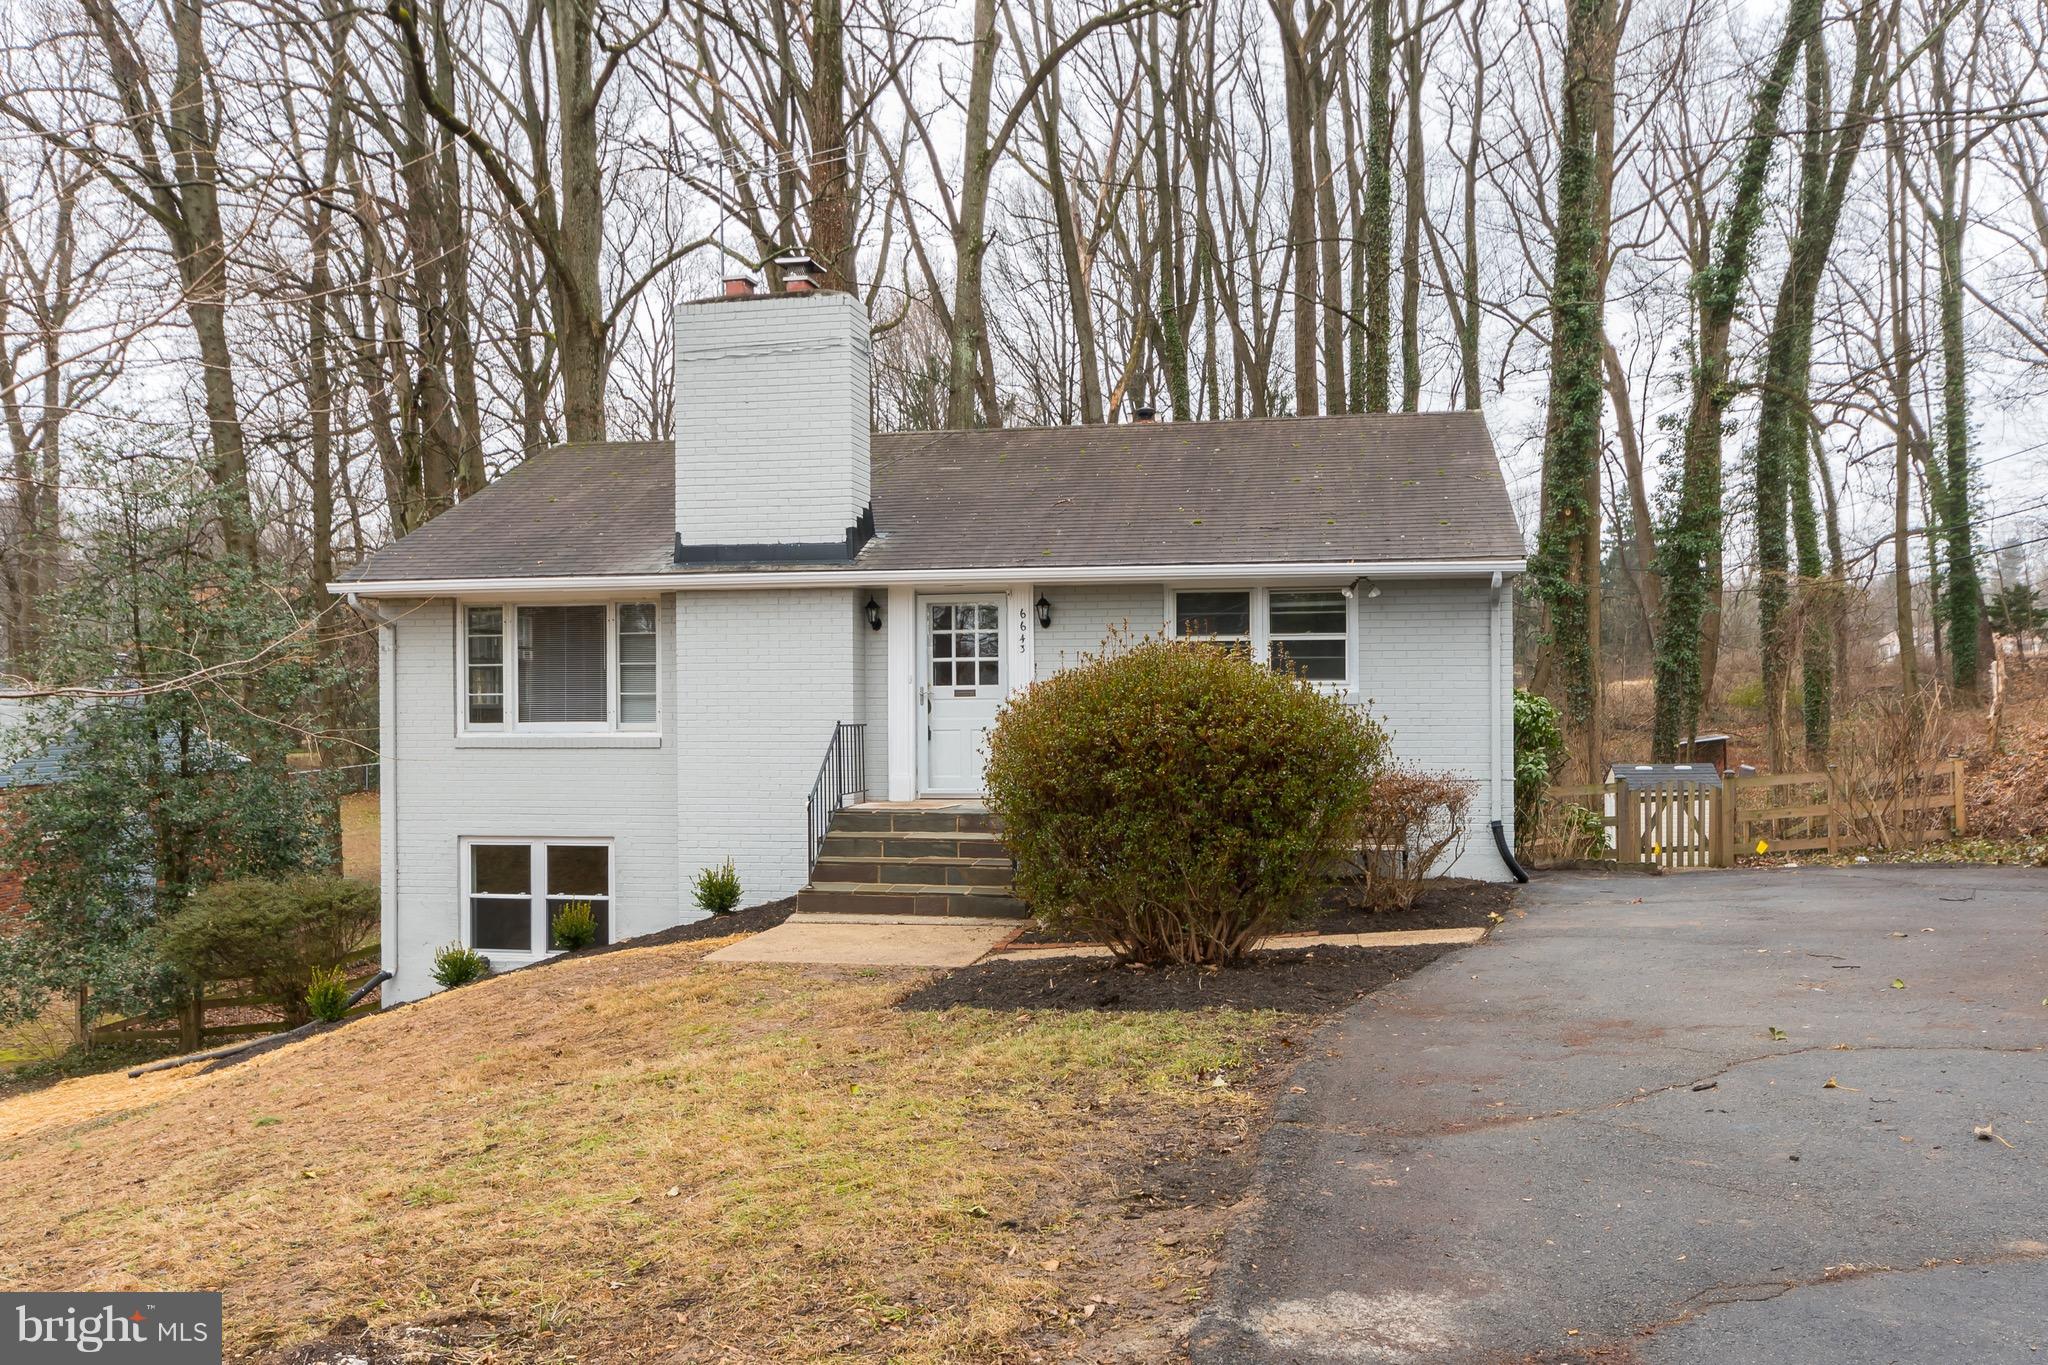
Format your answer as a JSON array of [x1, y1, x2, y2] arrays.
[[0, 700, 246, 792], [340, 411, 1522, 585], [1606, 763, 1726, 790]]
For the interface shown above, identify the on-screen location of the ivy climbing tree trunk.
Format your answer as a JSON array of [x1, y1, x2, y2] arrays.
[[1531, 0, 1622, 781], [1754, 2, 1894, 770], [1649, 0, 1822, 761], [1792, 429, 1832, 766], [1361, 0, 1393, 413], [1919, 23, 1983, 700]]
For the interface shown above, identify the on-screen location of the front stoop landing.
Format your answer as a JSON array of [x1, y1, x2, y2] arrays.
[[797, 802, 1027, 920]]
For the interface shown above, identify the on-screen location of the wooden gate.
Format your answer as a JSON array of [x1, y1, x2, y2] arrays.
[[1615, 781, 1730, 869]]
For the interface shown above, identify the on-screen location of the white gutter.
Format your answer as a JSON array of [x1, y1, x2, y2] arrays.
[[328, 558, 1526, 599], [343, 592, 404, 994], [1489, 571, 1505, 828]]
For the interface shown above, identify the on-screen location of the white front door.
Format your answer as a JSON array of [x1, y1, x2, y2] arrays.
[[919, 596, 1005, 794]]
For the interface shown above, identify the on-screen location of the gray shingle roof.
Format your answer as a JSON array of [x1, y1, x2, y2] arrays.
[[1606, 763, 1726, 790], [340, 442, 679, 583], [341, 411, 1522, 583]]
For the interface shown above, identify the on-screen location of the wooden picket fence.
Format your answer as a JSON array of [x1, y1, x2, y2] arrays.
[[1729, 758, 1966, 858], [1537, 758, 1967, 870]]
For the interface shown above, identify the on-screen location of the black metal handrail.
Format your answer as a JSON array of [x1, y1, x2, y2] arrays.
[[806, 722, 868, 873]]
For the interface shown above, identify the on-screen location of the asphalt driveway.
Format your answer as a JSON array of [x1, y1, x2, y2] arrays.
[[1192, 866, 2048, 1363]]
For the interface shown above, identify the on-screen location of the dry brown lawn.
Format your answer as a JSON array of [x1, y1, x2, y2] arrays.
[[0, 931, 1285, 1362], [338, 791, 378, 883]]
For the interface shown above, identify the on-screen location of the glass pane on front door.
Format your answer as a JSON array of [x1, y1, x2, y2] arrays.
[[929, 601, 1002, 692]]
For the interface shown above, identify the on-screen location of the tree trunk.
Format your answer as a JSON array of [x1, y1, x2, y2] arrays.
[[547, 0, 608, 440], [805, 0, 857, 291], [1361, 0, 1393, 412], [1035, 54, 1103, 422], [1272, 0, 1322, 417], [947, 0, 1002, 428], [1398, 6, 1425, 411], [1792, 429, 1830, 765], [1648, 0, 1822, 760], [1755, 8, 1891, 770], [1930, 111, 1981, 699], [1531, 0, 1622, 780], [1888, 133, 1922, 702]]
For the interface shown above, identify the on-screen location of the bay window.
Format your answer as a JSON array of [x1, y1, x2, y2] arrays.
[[1171, 586, 1353, 688], [464, 839, 612, 955], [462, 602, 658, 733]]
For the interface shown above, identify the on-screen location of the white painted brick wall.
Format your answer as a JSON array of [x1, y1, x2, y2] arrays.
[[1031, 584, 1167, 679], [675, 588, 864, 905], [380, 576, 1514, 1004], [1354, 578, 1516, 878], [861, 596, 890, 794], [382, 598, 681, 1003], [673, 291, 871, 547]]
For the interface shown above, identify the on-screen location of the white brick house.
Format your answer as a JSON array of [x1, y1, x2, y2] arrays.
[[339, 272, 1526, 1003]]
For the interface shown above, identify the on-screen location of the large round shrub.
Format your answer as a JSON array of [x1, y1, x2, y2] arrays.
[[985, 637, 1386, 966]]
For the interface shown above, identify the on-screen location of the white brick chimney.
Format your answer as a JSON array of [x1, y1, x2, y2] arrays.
[[672, 281, 872, 563]]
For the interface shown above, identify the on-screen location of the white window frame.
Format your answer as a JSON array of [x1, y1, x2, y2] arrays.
[[457, 600, 661, 735], [458, 836, 615, 962], [1168, 585, 1355, 693]]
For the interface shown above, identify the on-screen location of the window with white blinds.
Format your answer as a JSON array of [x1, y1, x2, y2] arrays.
[[518, 606, 608, 723], [462, 601, 658, 732], [1170, 587, 1352, 690]]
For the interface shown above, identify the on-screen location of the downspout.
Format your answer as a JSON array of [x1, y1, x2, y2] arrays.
[[343, 592, 407, 984], [1489, 571, 1529, 883]]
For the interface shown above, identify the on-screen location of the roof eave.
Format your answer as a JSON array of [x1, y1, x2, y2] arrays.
[[331, 556, 1527, 598]]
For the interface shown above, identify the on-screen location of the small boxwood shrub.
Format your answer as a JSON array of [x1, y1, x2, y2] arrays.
[[305, 965, 351, 1023], [985, 636, 1386, 966], [431, 943, 488, 989], [1351, 767, 1474, 911], [693, 858, 742, 914], [155, 876, 379, 1025], [550, 899, 599, 950]]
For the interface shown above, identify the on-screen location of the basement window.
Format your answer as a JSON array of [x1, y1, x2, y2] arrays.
[[461, 602, 659, 733], [463, 839, 612, 957]]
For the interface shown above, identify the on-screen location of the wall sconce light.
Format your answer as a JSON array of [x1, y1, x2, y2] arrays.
[[1035, 595, 1053, 628], [864, 596, 883, 631]]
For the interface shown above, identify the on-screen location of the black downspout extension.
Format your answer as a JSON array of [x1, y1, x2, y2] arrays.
[[1492, 819, 1529, 883]]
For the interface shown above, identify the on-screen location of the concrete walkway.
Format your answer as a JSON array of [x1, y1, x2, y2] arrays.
[[704, 915, 1016, 967], [1190, 866, 2048, 1364]]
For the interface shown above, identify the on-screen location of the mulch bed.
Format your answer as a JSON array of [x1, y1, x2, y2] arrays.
[[1006, 877, 1510, 944], [899, 881, 1513, 1015], [579, 896, 795, 952], [896, 942, 1468, 1014]]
